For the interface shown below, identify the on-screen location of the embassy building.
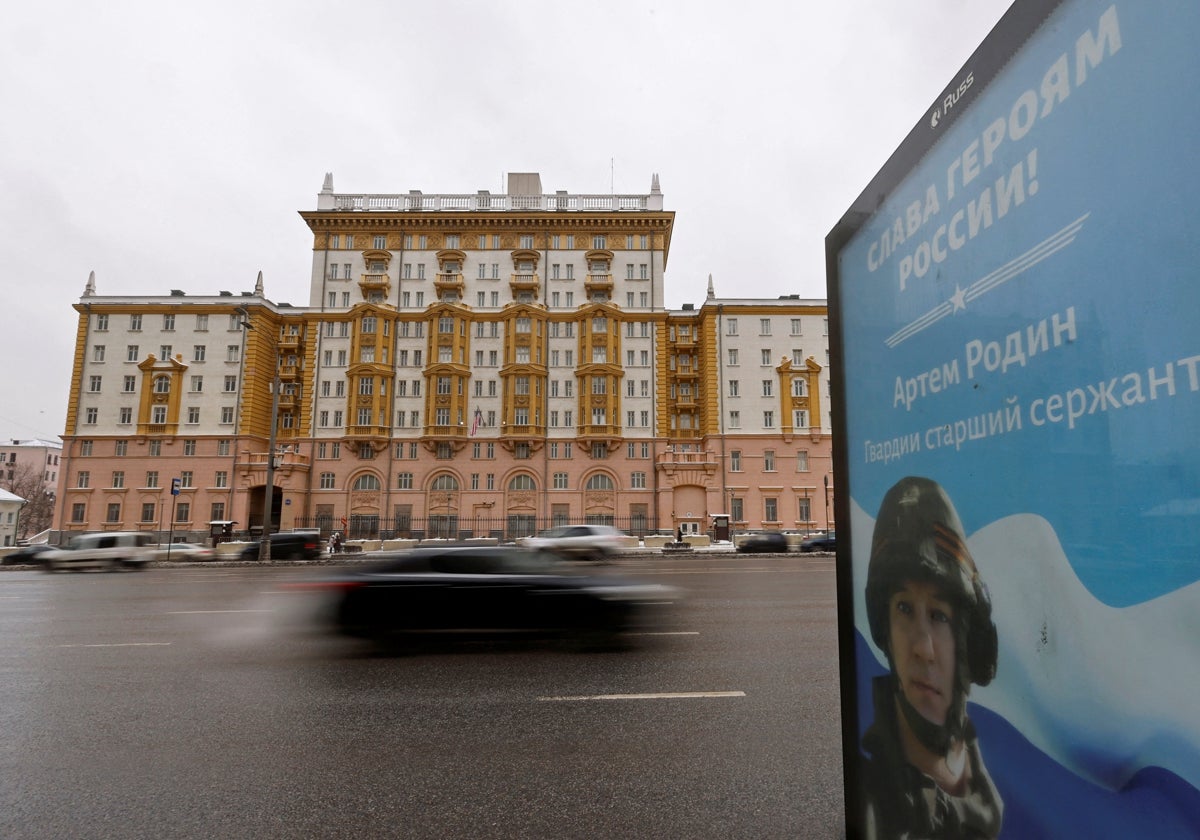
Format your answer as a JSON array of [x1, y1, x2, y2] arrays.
[[55, 173, 833, 543]]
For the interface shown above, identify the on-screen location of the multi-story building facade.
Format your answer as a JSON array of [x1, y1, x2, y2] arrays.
[[54, 173, 833, 543], [0, 438, 61, 540]]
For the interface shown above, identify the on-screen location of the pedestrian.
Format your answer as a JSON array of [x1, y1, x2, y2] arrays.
[[860, 476, 1002, 838]]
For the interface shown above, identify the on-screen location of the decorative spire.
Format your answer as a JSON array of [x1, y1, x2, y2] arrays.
[[83, 270, 96, 297], [254, 270, 264, 297], [650, 173, 661, 194], [321, 172, 334, 193], [706, 273, 715, 300]]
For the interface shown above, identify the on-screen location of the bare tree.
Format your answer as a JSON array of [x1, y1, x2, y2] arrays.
[[1, 462, 55, 540]]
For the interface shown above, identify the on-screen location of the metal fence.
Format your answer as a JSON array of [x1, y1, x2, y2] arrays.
[[290, 515, 662, 542]]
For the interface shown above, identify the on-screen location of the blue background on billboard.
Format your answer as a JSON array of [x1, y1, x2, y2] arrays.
[[839, 1, 1200, 607], [837, 1, 1200, 835]]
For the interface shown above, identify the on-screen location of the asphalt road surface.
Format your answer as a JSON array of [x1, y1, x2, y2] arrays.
[[0, 554, 845, 839]]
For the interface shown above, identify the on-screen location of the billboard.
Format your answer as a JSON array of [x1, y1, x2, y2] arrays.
[[826, 1, 1200, 836]]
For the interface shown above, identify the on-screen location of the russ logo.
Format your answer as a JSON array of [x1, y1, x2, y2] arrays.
[[930, 71, 975, 128]]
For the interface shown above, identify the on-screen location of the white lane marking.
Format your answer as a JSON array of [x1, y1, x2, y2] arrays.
[[60, 642, 173, 648], [539, 690, 745, 702], [628, 631, 700, 636], [164, 609, 274, 614]]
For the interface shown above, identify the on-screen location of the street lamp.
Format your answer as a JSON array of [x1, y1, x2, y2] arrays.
[[823, 474, 831, 531], [258, 372, 281, 562], [241, 312, 282, 563]]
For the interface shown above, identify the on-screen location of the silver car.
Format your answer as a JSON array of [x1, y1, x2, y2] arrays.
[[517, 525, 627, 561], [44, 532, 155, 571]]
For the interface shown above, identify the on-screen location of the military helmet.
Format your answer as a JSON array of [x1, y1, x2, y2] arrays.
[[866, 476, 997, 686]]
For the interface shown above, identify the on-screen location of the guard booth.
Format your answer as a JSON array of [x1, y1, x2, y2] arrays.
[[711, 514, 730, 542], [209, 520, 236, 547]]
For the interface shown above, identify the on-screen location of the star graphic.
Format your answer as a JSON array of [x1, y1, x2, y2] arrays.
[[949, 285, 967, 312]]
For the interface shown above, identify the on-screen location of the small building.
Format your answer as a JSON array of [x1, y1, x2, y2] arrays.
[[0, 487, 27, 546]]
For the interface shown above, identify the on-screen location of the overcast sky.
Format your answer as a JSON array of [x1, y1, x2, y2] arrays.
[[1, 0, 1012, 443]]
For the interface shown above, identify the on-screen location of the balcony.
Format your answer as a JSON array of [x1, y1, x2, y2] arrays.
[[278, 335, 302, 353], [657, 449, 717, 468], [358, 273, 391, 299], [434, 272, 464, 299], [509, 273, 540, 299], [278, 363, 301, 381]]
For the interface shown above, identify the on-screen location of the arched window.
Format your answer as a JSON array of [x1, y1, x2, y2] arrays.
[[154, 375, 170, 394], [585, 473, 614, 491], [508, 474, 536, 491], [431, 474, 458, 492], [352, 474, 381, 491]]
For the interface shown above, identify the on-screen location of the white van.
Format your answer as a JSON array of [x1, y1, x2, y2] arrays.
[[44, 532, 155, 571]]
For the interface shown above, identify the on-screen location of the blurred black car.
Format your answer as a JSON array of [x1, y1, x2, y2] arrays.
[[2, 544, 55, 566], [800, 531, 836, 553], [299, 546, 678, 647], [736, 532, 790, 554], [240, 532, 322, 561]]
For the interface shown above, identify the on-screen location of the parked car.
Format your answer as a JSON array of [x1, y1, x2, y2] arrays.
[[1, 544, 55, 566], [150, 543, 215, 562], [43, 532, 155, 571], [800, 531, 836, 553], [239, 532, 323, 561], [736, 532, 790, 554], [516, 524, 626, 561], [297, 546, 679, 647]]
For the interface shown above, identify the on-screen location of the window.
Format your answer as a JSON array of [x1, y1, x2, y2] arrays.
[[397, 472, 413, 489], [106, 503, 121, 523], [220, 407, 234, 424], [111, 471, 124, 488], [726, 318, 738, 336], [118, 407, 132, 424], [762, 380, 773, 397], [729, 410, 740, 428], [175, 503, 190, 523], [728, 380, 739, 397], [760, 318, 771, 335], [761, 349, 772, 365], [631, 472, 646, 489], [146, 471, 159, 488], [191, 375, 203, 392], [217, 439, 231, 456], [93, 345, 106, 362], [792, 378, 807, 397], [193, 345, 206, 362], [224, 375, 237, 392], [85, 408, 98, 424], [730, 450, 742, 472], [211, 502, 225, 522], [80, 440, 94, 456], [553, 472, 568, 489], [793, 409, 810, 428], [585, 473, 614, 491], [149, 440, 161, 457], [180, 470, 193, 487], [798, 497, 812, 524], [142, 502, 156, 522], [215, 471, 228, 488], [797, 451, 809, 471], [728, 349, 738, 366], [114, 440, 127, 456], [197, 314, 209, 331], [95, 314, 109, 330], [160, 345, 173, 360], [130, 314, 142, 331], [509, 474, 536, 491], [77, 471, 90, 488], [121, 375, 136, 393], [764, 450, 776, 471], [163, 314, 175, 330], [320, 472, 336, 489], [127, 345, 140, 362], [791, 318, 803, 336], [71, 503, 86, 523], [764, 498, 778, 522], [187, 407, 200, 424], [763, 411, 775, 428], [227, 345, 240, 362]]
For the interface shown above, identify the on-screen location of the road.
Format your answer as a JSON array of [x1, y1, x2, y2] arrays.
[[0, 554, 845, 839]]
